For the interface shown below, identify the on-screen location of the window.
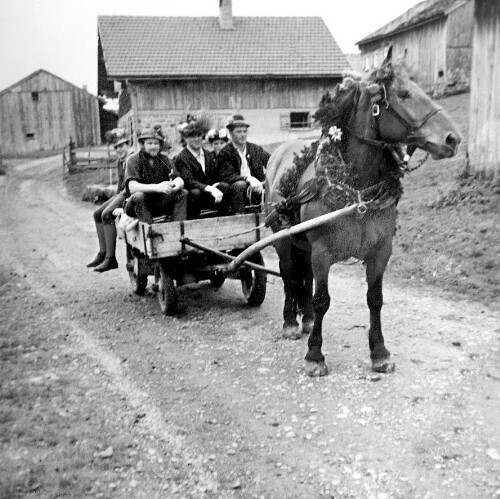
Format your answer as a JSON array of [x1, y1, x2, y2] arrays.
[[289, 112, 310, 129], [26, 133, 35, 140], [31, 92, 39, 101], [438, 70, 444, 78]]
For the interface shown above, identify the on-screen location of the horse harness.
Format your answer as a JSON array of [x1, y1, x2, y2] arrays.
[[266, 80, 438, 229]]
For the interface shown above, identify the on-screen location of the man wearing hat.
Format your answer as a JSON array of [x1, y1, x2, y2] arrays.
[[87, 130, 132, 272], [124, 126, 187, 224], [175, 120, 229, 219], [217, 115, 270, 214]]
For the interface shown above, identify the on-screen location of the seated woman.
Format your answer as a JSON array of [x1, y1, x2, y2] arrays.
[[206, 127, 229, 157], [87, 130, 131, 273], [124, 127, 187, 223], [175, 119, 229, 219]]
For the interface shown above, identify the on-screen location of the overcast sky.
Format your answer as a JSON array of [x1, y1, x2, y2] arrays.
[[0, 0, 423, 95]]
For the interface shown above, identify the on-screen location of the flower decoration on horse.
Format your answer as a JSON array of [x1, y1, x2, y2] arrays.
[[328, 126, 343, 142]]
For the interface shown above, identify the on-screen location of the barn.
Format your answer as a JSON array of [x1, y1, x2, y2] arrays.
[[97, 0, 349, 147], [467, 0, 500, 181], [356, 0, 473, 96], [0, 69, 100, 155]]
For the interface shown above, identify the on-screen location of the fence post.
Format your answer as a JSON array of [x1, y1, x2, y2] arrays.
[[68, 136, 77, 173], [62, 148, 66, 176]]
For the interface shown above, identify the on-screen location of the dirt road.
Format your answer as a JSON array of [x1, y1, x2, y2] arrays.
[[1, 156, 499, 498]]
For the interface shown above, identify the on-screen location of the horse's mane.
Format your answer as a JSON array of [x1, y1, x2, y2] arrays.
[[278, 62, 411, 200], [314, 62, 412, 137]]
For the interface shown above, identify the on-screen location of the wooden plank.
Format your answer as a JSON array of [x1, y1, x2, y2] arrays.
[[135, 78, 336, 111], [128, 213, 273, 259], [468, 0, 500, 180]]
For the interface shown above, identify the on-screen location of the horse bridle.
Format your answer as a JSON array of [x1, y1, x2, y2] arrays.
[[349, 82, 443, 153]]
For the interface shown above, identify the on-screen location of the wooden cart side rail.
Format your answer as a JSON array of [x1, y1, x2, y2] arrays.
[[138, 213, 273, 259]]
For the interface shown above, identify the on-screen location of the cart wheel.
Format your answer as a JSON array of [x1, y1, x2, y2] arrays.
[[126, 245, 147, 295], [156, 263, 178, 316], [240, 251, 267, 306]]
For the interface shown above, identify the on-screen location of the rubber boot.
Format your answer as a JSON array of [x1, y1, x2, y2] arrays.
[[87, 222, 106, 267], [94, 224, 118, 272]]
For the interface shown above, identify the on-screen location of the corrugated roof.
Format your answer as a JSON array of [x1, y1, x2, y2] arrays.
[[357, 0, 466, 45], [98, 16, 349, 78]]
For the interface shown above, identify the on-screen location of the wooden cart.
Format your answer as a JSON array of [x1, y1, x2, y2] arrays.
[[118, 212, 277, 315]]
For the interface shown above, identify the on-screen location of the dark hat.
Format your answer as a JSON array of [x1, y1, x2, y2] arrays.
[[138, 125, 164, 143], [206, 128, 229, 143], [178, 117, 210, 138], [114, 135, 130, 147], [105, 128, 130, 147], [226, 114, 250, 130]]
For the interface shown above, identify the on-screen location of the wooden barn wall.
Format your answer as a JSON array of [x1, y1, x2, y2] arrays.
[[131, 78, 338, 112], [71, 87, 101, 147], [446, 2, 473, 88], [468, 0, 500, 180], [10, 71, 73, 92], [0, 71, 100, 154], [118, 78, 339, 147], [359, 19, 447, 92]]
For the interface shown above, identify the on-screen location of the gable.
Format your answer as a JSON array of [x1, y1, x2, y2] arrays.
[[98, 16, 349, 79], [357, 0, 467, 46], [0, 69, 97, 98]]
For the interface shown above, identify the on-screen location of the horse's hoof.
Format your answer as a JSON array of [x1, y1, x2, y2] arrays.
[[372, 357, 396, 373], [304, 361, 329, 377], [301, 320, 314, 336], [282, 325, 301, 340]]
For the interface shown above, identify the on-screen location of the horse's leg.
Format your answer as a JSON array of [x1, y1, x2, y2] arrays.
[[275, 239, 301, 339], [292, 247, 314, 335], [304, 246, 330, 376], [365, 244, 395, 373]]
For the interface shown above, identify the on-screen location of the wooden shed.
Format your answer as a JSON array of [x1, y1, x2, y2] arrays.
[[0, 69, 100, 155], [467, 0, 500, 181], [97, 0, 350, 147], [357, 0, 473, 95]]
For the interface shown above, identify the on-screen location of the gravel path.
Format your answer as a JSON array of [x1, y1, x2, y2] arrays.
[[0, 156, 499, 498]]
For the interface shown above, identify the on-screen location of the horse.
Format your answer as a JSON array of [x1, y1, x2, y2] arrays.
[[265, 52, 461, 376]]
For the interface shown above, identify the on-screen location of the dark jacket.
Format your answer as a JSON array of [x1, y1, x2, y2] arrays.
[[116, 157, 126, 194], [175, 148, 220, 191], [216, 142, 270, 186], [124, 151, 180, 197]]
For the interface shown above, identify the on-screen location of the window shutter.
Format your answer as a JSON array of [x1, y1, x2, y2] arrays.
[[280, 114, 291, 130]]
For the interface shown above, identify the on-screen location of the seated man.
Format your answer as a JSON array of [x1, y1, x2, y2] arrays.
[[124, 127, 187, 224], [175, 119, 229, 219], [87, 130, 132, 272], [216, 114, 270, 214]]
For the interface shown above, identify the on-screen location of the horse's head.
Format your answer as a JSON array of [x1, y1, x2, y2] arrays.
[[359, 58, 461, 159]]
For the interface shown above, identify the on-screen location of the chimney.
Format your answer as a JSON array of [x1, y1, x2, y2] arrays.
[[219, 0, 234, 30]]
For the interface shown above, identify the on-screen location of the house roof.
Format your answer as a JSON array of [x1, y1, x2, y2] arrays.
[[98, 16, 349, 79], [0, 68, 97, 97], [357, 0, 467, 46]]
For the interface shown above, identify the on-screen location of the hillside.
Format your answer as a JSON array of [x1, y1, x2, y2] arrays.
[[389, 91, 500, 309]]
